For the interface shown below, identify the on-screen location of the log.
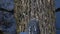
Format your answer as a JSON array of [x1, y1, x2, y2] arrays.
[[14, 0, 56, 34]]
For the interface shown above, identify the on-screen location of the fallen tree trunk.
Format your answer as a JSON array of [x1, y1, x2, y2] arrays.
[[14, 0, 56, 34]]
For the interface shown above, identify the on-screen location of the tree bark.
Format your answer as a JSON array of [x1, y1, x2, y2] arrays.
[[14, 0, 56, 34]]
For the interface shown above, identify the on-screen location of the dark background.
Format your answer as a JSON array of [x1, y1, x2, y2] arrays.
[[55, 0, 60, 34]]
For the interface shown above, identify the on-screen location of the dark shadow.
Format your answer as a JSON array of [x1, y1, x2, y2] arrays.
[[0, 30, 4, 34], [55, 8, 60, 12], [0, 8, 14, 14]]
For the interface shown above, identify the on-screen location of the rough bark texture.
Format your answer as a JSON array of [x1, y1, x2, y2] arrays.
[[14, 0, 56, 34]]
